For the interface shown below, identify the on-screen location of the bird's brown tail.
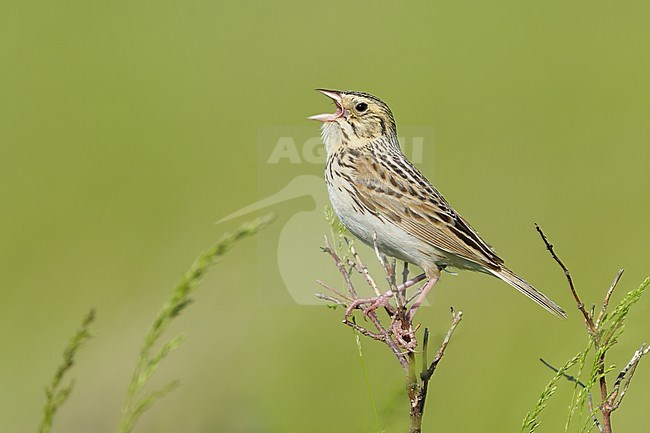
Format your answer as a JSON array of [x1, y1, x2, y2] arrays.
[[491, 267, 567, 319]]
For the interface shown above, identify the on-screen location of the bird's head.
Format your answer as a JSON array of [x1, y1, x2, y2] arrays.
[[309, 89, 397, 153]]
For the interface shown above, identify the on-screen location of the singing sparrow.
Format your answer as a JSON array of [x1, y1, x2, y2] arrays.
[[310, 89, 566, 318]]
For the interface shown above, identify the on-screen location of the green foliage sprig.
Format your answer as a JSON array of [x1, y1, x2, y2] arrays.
[[324, 205, 353, 261], [117, 213, 274, 433], [567, 277, 649, 433], [38, 309, 95, 433], [522, 352, 582, 433], [523, 225, 649, 433], [35, 215, 272, 433]]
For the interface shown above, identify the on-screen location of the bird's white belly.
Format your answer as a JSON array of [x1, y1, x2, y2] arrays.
[[327, 181, 442, 272]]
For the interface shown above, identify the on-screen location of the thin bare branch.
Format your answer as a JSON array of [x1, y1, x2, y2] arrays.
[[596, 269, 625, 327], [322, 236, 359, 299], [316, 280, 352, 303], [535, 224, 597, 335], [348, 242, 382, 296], [423, 309, 463, 380], [315, 293, 348, 307], [342, 319, 388, 342]]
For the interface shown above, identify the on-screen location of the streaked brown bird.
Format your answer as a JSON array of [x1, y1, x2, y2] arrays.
[[310, 89, 566, 318]]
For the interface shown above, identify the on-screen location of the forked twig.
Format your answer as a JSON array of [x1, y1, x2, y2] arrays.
[[596, 269, 624, 327], [422, 309, 463, 381], [318, 236, 407, 368], [318, 233, 463, 433]]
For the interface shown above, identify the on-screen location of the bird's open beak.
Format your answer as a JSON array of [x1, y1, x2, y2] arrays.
[[308, 89, 345, 122]]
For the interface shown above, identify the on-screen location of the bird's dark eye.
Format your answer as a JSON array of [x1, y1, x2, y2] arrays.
[[355, 102, 368, 113]]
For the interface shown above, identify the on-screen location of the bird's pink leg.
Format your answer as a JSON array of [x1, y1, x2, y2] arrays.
[[398, 273, 426, 291], [407, 270, 440, 320]]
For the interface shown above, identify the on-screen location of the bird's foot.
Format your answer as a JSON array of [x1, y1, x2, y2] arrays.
[[345, 290, 395, 320], [390, 319, 418, 352]]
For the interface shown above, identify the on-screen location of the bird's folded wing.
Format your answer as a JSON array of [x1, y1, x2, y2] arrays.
[[353, 156, 503, 270]]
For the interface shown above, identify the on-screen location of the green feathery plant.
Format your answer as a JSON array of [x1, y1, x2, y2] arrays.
[[117, 214, 274, 433], [36, 215, 272, 433], [324, 205, 353, 261], [38, 309, 95, 433], [523, 277, 649, 433], [522, 226, 650, 433], [567, 277, 649, 433], [521, 352, 582, 433]]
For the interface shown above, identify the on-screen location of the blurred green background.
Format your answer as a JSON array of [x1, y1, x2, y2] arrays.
[[1, 1, 649, 432]]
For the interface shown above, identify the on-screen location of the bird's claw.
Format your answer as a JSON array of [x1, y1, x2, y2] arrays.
[[344, 292, 393, 320]]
